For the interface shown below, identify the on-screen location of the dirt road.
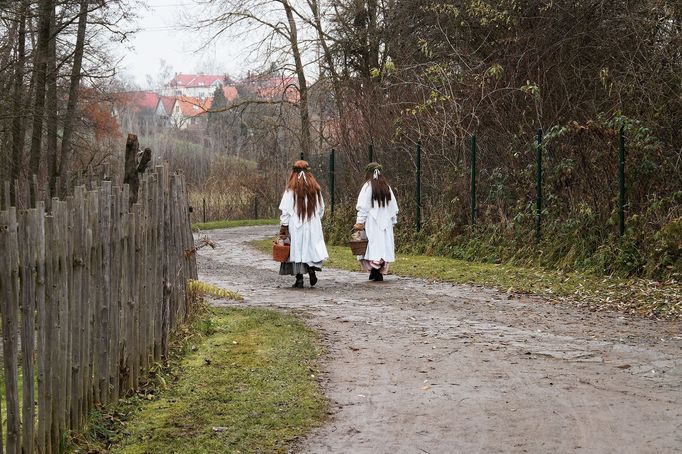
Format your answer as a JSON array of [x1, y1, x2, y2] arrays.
[[197, 226, 682, 454]]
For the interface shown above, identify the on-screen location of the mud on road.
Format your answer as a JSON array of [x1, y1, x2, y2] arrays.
[[196, 226, 682, 454]]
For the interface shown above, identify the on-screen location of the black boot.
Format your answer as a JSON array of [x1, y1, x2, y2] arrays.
[[309, 269, 318, 287], [374, 271, 384, 282], [369, 268, 379, 281], [292, 274, 304, 288]]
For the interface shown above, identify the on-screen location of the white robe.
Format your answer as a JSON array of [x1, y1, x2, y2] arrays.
[[356, 182, 399, 263], [279, 190, 329, 265]]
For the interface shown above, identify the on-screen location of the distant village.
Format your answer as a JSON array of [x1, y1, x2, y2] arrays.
[[119, 72, 299, 131]]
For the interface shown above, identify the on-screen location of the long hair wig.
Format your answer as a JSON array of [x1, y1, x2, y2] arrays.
[[286, 160, 322, 220], [365, 162, 392, 208]]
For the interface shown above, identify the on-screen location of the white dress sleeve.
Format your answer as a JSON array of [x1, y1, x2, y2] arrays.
[[317, 193, 325, 219], [356, 183, 371, 224], [279, 190, 292, 226], [389, 188, 399, 225]]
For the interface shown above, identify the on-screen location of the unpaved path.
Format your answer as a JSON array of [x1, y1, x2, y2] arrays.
[[197, 226, 682, 454]]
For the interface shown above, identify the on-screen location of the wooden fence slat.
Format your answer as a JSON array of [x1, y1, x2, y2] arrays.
[[131, 203, 142, 390], [50, 200, 65, 454], [1, 208, 21, 454], [70, 187, 85, 429], [18, 209, 35, 454], [34, 201, 48, 452], [43, 211, 55, 454], [109, 187, 121, 403], [84, 190, 98, 418], [141, 178, 151, 372], [98, 183, 112, 404]]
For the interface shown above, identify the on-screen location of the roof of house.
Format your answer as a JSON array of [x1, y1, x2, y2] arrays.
[[169, 73, 226, 88], [172, 96, 212, 117], [243, 75, 299, 102], [117, 91, 160, 112], [157, 96, 175, 114]]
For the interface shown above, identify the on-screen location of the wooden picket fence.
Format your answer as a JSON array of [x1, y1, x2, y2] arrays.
[[0, 165, 198, 454]]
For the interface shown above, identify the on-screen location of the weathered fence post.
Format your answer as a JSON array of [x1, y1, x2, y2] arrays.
[[202, 198, 206, 224], [1, 207, 21, 454], [254, 196, 259, 220], [416, 141, 422, 232], [123, 133, 152, 207], [471, 135, 477, 226], [619, 124, 626, 237], [329, 149, 335, 214], [535, 129, 543, 242]]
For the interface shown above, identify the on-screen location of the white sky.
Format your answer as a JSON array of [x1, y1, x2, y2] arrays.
[[117, 1, 255, 89]]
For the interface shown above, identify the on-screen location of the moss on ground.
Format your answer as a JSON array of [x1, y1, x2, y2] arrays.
[[253, 239, 682, 318], [71, 306, 326, 453]]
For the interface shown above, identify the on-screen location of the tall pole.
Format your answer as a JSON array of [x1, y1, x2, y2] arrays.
[[368, 143, 374, 163], [619, 124, 625, 236], [535, 129, 543, 242], [471, 135, 477, 226], [416, 141, 422, 232], [329, 148, 335, 214]]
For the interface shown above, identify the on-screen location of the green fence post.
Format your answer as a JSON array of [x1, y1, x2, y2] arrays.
[[416, 141, 422, 232], [254, 197, 259, 220], [202, 198, 206, 223], [535, 129, 543, 242], [471, 135, 477, 226], [329, 148, 335, 214], [619, 124, 625, 236], [368, 143, 374, 163]]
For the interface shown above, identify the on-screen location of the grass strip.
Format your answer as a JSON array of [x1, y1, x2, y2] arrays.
[[192, 218, 279, 231], [71, 306, 326, 453], [252, 239, 681, 318]]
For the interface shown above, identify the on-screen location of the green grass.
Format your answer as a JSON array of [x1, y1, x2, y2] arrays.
[[100, 307, 327, 454], [252, 239, 682, 318], [193, 218, 279, 231]]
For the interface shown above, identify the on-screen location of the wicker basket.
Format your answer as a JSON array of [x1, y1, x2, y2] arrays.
[[272, 240, 290, 262], [349, 229, 368, 256]]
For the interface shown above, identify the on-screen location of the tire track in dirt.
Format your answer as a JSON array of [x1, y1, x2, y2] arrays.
[[196, 226, 682, 454]]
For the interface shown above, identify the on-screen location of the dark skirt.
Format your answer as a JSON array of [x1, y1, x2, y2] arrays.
[[279, 261, 323, 276]]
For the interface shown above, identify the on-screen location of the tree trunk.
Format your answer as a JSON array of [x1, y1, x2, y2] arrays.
[[123, 134, 152, 207], [10, 0, 29, 202], [309, 0, 351, 148], [58, 0, 89, 197], [282, 0, 312, 158], [28, 0, 54, 205], [46, 7, 59, 198]]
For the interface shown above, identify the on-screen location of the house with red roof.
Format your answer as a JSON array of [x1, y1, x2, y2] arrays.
[[165, 73, 228, 99], [168, 96, 213, 130], [154, 95, 176, 126]]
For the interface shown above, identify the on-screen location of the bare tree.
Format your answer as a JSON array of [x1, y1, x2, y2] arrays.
[[28, 0, 55, 203], [10, 0, 28, 198], [57, 0, 90, 195]]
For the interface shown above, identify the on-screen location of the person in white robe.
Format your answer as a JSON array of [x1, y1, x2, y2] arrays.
[[279, 160, 329, 288], [354, 162, 399, 281]]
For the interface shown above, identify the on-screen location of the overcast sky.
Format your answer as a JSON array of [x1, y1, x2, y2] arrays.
[[117, 1, 254, 89]]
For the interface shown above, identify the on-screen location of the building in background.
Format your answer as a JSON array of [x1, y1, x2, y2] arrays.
[[164, 73, 228, 98]]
